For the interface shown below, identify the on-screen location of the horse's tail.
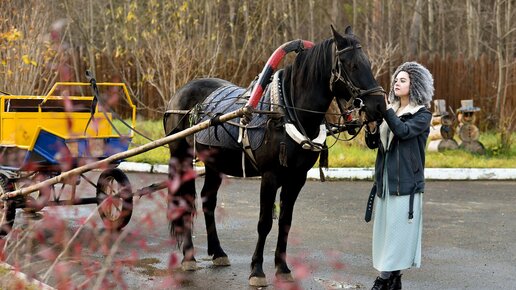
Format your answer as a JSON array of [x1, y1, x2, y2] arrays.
[[167, 153, 197, 248]]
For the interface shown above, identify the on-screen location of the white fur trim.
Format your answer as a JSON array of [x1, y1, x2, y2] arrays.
[[380, 103, 425, 150]]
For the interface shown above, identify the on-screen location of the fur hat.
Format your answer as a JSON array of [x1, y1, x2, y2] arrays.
[[388, 62, 434, 108]]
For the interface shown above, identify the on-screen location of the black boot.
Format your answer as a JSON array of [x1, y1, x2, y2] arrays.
[[371, 276, 390, 290], [388, 273, 402, 290]]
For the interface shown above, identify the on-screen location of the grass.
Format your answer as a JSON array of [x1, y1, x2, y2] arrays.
[[114, 118, 170, 164], [121, 119, 515, 168]]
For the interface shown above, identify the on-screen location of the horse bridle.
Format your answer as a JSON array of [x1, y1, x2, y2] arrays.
[[329, 42, 385, 112]]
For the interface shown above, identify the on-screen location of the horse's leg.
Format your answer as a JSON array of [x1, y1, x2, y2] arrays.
[[167, 138, 198, 271], [201, 166, 230, 266], [274, 172, 306, 282], [176, 178, 197, 271], [249, 172, 279, 287]]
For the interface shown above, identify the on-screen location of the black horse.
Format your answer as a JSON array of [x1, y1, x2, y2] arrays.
[[163, 26, 385, 286]]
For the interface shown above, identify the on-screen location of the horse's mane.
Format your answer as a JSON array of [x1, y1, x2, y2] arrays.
[[290, 34, 361, 86]]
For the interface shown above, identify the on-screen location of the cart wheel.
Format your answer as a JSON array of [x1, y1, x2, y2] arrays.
[[96, 168, 133, 231], [0, 175, 17, 237]]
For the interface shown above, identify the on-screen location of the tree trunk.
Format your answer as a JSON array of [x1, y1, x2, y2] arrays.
[[400, 1, 406, 53], [332, 0, 340, 27], [466, 0, 473, 58], [353, 0, 357, 30], [309, 0, 315, 40], [408, 0, 423, 56], [495, 0, 504, 119], [438, 0, 446, 56], [428, 0, 435, 53]]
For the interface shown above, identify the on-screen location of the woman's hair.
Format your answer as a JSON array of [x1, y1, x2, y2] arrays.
[[388, 61, 434, 107]]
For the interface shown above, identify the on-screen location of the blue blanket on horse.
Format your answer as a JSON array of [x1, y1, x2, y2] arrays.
[[195, 85, 271, 151]]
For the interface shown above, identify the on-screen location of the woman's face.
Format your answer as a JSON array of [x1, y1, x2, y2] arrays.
[[393, 71, 410, 98]]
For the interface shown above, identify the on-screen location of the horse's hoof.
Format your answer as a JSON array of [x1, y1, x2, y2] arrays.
[[181, 261, 197, 271], [249, 276, 268, 287], [276, 273, 295, 283], [213, 256, 231, 266]]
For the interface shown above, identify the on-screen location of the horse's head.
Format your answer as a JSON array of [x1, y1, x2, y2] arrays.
[[329, 25, 386, 123]]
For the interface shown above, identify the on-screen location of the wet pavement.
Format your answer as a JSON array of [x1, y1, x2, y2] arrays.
[[7, 172, 516, 289]]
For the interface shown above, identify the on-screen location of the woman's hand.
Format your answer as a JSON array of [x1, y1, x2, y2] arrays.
[[380, 94, 389, 116]]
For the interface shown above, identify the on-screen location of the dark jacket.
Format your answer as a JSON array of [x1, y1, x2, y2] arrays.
[[365, 106, 432, 198]]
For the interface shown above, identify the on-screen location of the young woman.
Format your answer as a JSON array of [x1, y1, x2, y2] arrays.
[[364, 62, 434, 290]]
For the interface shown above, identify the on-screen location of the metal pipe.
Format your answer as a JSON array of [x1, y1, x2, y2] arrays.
[[1, 107, 248, 200]]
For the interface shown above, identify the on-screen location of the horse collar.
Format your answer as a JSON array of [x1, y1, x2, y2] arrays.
[[270, 71, 326, 151]]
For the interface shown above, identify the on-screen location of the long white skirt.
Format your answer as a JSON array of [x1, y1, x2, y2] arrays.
[[372, 175, 423, 271]]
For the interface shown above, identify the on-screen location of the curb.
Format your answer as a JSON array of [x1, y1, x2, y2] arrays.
[[0, 262, 55, 290], [118, 162, 516, 181]]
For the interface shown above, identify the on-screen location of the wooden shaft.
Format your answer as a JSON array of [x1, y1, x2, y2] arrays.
[[1, 107, 247, 200]]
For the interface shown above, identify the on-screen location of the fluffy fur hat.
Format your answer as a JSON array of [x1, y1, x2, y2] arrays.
[[388, 61, 434, 108]]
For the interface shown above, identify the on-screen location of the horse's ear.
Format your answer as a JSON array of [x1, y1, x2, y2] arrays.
[[345, 26, 353, 35], [330, 25, 343, 40]]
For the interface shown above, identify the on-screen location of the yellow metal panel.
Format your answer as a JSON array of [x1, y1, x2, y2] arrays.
[[1, 82, 136, 150]]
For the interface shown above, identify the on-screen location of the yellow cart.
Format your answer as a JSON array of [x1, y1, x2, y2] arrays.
[[0, 79, 136, 235]]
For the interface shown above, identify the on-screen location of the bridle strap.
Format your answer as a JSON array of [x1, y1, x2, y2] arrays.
[[329, 42, 385, 110]]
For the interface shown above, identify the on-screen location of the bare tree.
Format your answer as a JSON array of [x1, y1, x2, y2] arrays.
[[409, 0, 424, 56], [428, 0, 435, 53], [493, 0, 515, 150], [466, 0, 481, 58]]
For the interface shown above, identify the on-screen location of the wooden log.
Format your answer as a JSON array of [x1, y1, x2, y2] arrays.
[[459, 123, 480, 142], [427, 139, 441, 152], [437, 139, 459, 151], [460, 141, 485, 155], [440, 125, 455, 139], [431, 116, 442, 125], [429, 124, 442, 140]]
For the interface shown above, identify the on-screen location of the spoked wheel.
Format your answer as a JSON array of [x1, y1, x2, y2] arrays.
[[0, 175, 17, 237], [96, 168, 133, 231]]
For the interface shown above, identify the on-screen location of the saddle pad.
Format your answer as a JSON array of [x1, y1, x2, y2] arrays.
[[195, 85, 271, 151]]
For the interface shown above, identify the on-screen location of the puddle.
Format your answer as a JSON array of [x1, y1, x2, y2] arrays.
[[134, 257, 169, 276]]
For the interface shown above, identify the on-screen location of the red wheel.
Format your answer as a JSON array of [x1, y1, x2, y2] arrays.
[[96, 168, 133, 231]]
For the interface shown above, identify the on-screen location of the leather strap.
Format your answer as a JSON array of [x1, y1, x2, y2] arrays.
[[364, 183, 377, 222], [408, 191, 415, 221]]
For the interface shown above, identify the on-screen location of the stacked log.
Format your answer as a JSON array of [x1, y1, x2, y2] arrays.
[[427, 99, 458, 151], [456, 100, 485, 154]]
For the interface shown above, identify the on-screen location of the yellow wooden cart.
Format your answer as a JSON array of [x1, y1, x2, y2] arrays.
[[0, 80, 136, 235]]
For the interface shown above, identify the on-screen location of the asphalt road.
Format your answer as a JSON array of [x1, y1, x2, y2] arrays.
[[7, 172, 516, 289]]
